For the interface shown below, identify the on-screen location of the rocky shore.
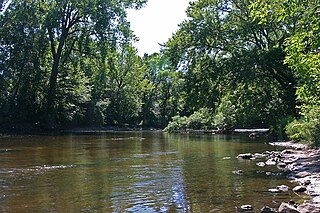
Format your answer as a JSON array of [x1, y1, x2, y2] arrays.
[[237, 141, 320, 213]]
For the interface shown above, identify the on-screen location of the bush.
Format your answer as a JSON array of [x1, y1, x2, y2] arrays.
[[164, 108, 214, 132], [286, 106, 320, 146], [164, 115, 188, 132], [213, 94, 236, 130]]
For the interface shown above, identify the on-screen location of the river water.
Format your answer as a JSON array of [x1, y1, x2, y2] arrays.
[[0, 131, 306, 212]]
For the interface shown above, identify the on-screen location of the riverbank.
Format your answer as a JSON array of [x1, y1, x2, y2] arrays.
[[237, 141, 320, 212], [0, 123, 161, 136], [270, 142, 320, 212]]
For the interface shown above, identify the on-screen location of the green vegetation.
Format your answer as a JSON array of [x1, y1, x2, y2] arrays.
[[0, 0, 320, 145]]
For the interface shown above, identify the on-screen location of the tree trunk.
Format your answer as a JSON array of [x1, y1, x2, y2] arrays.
[[47, 55, 60, 111]]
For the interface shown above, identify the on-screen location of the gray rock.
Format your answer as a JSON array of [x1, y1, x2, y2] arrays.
[[268, 188, 281, 193], [297, 203, 320, 213], [238, 205, 254, 212], [232, 170, 243, 175], [277, 162, 287, 169], [261, 206, 276, 213], [293, 185, 307, 193], [254, 153, 266, 159], [303, 179, 311, 186], [278, 202, 299, 213], [256, 162, 266, 167], [282, 149, 295, 154], [241, 205, 253, 210], [284, 158, 297, 164], [265, 159, 277, 166], [295, 171, 311, 178], [237, 153, 253, 159], [277, 185, 289, 192]]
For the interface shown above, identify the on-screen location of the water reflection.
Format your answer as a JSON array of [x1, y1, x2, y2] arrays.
[[0, 132, 305, 212]]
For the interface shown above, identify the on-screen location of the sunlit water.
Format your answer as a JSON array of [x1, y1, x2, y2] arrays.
[[0, 132, 306, 212]]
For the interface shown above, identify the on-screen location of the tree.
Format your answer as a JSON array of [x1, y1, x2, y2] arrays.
[[141, 53, 183, 128], [0, 0, 147, 127], [103, 44, 147, 125], [0, 0, 49, 124], [250, 0, 320, 144], [39, 0, 147, 115], [164, 0, 298, 127]]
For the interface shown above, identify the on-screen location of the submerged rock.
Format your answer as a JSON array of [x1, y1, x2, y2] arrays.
[[293, 185, 307, 193], [277, 185, 289, 192], [232, 170, 243, 175], [261, 206, 276, 213]]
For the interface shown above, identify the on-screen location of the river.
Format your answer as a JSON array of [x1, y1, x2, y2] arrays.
[[0, 131, 306, 212]]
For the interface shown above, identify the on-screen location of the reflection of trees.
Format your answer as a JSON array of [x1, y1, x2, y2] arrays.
[[1, 132, 190, 212], [1, 133, 300, 212]]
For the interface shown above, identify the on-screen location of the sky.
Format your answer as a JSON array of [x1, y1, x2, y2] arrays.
[[127, 0, 192, 56]]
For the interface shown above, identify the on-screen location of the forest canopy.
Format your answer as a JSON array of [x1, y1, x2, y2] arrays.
[[0, 0, 319, 145]]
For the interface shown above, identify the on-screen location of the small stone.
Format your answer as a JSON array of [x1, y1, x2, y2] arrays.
[[232, 170, 243, 175], [295, 171, 311, 178], [268, 188, 280, 193], [278, 202, 299, 213], [240, 205, 253, 211], [237, 153, 253, 159], [288, 200, 296, 205], [282, 149, 295, 154], [254, 153, 266, 158], [277, 162, 287, 169], [303, 179, 311, 185], [297, 203, 320, 213], [261, 206, 276, 213], [256, 162, 266, 167], [265, 159, 277, 166], [284, 158, 297, 164], [277, 185, 289, 192], [293, 185, 307, 193]]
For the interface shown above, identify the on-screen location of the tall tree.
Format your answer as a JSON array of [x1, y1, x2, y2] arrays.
[[164, 0, 298, 126], [39, 0, 146, 113], [0, 0, 147, 127], [250, 0, 320, 143]]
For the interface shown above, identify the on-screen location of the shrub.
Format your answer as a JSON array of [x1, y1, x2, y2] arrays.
[[286, 106, 320, 146], [213, 94, 236, 130], [164, 108, 214, 132]]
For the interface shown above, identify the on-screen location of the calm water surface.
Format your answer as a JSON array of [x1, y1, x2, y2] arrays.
[[0, 132, 306, 212]]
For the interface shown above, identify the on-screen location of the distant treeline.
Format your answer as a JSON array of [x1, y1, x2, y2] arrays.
[[1, 0, 319, 145]]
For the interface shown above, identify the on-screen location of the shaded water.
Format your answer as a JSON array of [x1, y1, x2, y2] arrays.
[[0, 132, 305, 212]]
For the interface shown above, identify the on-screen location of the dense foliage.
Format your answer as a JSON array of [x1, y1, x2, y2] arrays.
[[1, 0, 320, 145], [164, 0, 297, 132]]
